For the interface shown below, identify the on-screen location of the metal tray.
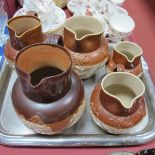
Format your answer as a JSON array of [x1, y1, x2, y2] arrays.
[[0, 57, 155, 147]]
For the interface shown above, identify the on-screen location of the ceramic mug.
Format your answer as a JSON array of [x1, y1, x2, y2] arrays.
[[106, 41, 143, 77], [108, 14, 135, 42]]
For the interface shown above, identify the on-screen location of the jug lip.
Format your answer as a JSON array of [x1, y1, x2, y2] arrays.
[[7, 15, 42, 39], [64, 16, 104, 41], [101, 72, 145, 109], [114, 41, 143, 62], [15, 43, 72, 87]]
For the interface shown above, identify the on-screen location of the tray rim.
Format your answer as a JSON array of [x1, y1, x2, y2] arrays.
[[0, 60, 155, 147]]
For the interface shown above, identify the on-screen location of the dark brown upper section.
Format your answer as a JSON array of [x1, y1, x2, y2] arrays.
[[15, 43, 72, 103]]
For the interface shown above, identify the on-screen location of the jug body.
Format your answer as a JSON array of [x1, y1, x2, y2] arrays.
[[11, 43, 85, 134], [91, 72, 146, 134], [64, 16, 109, 79]]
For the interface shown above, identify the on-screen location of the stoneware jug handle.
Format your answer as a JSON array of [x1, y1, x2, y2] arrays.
[[45, 34, 64, 46], [116, 64, 126, 72]]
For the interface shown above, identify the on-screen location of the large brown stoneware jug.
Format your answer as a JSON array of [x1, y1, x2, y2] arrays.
[[64, 16, 109, 79], [11, 43, 85, 135], [4, 15, 43, 67]]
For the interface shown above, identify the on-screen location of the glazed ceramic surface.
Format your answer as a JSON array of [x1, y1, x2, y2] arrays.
[[11, 43, 85, 134], [108, 14, 135, 42], [64, 16, 104, 53], [4, 30, 63, 67], [7, 15, 43, 50], [64, 16, 109, 79], [101, 72, 145, 110], [91, 72, 147, 134], [106, 41, 143, 76]]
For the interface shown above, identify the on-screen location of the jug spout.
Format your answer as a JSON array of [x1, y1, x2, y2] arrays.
[[15, 44, 72, 103], [64, 16, 104, 53], [7, 15, 43, 50]]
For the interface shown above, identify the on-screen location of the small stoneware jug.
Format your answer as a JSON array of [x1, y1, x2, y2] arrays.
[[11, 43, 85, 135], [64, 16, 109, 79], [4, 15, 43, 67], [91, 72, 147, 134], [106, 41, 143, 77]]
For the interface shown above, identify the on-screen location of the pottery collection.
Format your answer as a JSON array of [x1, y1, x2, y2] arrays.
[[3, 6, 146, 135]]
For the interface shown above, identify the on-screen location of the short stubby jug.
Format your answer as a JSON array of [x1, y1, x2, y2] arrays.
[[107, 41, 143, 77]]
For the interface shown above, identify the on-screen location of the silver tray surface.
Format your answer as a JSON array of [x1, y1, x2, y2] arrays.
[[0, 57, 155, 147]]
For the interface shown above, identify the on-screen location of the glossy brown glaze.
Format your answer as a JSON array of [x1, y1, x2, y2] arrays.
[[100, 89, 140, 116], [64, 16, 104, 53], [12, 71, 84, 124], [15, 44, 72, 102], [16, 99, 85, 134], [7, 15, 43, 50], [4, 33, 63, 66], [106, 52, 143, 76], [65, 38, 109, 66], [64, 37, 109, 79], [64, 27, 103, 53], [113, 50, 141, 69], [91, 84, 146, 129]]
